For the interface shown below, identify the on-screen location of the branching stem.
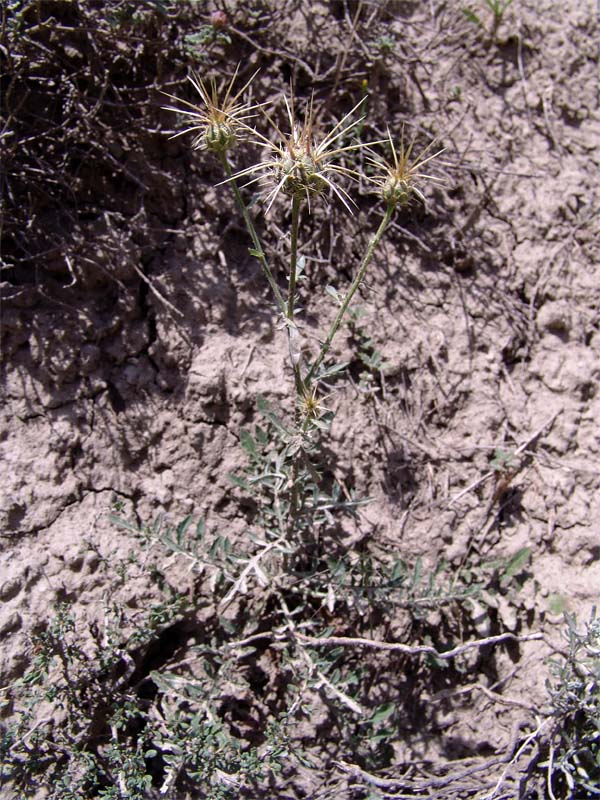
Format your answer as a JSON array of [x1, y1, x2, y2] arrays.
[[305, 203, 395, 386]]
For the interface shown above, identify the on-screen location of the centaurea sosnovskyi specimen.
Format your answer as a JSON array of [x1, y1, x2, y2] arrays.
[[162, 66, 257, 155], [366, 127, 444, 208], [227, 93, 369, 214]]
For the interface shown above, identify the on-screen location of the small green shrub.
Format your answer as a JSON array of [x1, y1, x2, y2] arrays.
[[463, 0, 515, 36], [544, 611, 600, 798], [0, 593, 289, 799]]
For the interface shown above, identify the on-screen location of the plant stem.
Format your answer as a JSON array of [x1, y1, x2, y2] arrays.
[[287, 194, 301, 321], [287, 194, 304, 397], [305, 203, 394, 386], [287, 195, 304, 522], [220, 154, 287, 316]]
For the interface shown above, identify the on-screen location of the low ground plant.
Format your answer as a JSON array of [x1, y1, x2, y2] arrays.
[[463, 0, 516, 35], [0, 510, 524, 798], [543, 611, 600, 798]]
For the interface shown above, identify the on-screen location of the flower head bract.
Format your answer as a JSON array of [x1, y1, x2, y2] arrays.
[[227, 93, 370, 214], [298, 385, 331, 422], [367, 127, 444, 208], [162, 65, 257, 155]]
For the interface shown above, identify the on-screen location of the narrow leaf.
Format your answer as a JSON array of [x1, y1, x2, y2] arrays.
[[175, 515, 193, 542], [371, 702, 396, 725], [316, 361, 349, 380], [108, 515, 139, 533], [503, 547, 532, 578], [240, 428, 258, 459], [462, 7, 482, 26], [325, 285, 342, 305], [228, 473, 251, 490]]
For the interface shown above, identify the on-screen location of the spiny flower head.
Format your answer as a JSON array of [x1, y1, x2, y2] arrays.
[[162, 66, 257, 155], [228, 94, 369, 214], [298, 385, 330, 422], [367, 128, 444, 208]]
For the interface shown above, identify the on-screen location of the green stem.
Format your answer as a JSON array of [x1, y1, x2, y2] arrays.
[[220, 154, 287, 316], [287, 195, 304, 398], [305, 204, 395, 386], [287, 196, 303, 521], [288, 195, 301, 321]]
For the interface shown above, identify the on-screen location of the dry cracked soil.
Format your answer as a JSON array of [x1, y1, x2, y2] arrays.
[[1, 0, 599, 798]]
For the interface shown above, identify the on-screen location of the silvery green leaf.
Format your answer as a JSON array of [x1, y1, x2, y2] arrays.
[[325, 285, 342, 304]]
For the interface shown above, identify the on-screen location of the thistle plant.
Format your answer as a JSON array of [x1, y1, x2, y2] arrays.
[[162, 66, 258, 154], [365, 127, 445, 208], [165, 67, 443, 553], [227, 93, 367, 214]]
